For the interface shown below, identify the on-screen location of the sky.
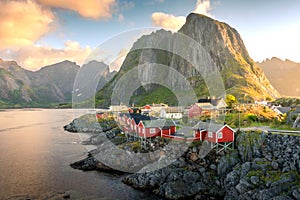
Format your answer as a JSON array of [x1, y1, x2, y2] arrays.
[[0, 0, 300, 71]]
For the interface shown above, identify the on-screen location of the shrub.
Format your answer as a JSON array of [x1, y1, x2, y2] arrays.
[[247, 114, 258, 122]]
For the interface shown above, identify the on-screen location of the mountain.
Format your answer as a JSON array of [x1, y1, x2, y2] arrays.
[[0, 59, 115, 108], [28, 60, 80, 104], [258, 57, 300, 97], [0, 60, 37, 106], [95, 13, 279, 108]]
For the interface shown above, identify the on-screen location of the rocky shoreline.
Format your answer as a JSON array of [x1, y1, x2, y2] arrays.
[[64, 117, 300, 200]]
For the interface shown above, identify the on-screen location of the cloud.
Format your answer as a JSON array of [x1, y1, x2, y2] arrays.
[[0, 0, 55, 50], [151, 12, 186, 30], [194, 0, 212, 17], [1, 41, 93, 71], [37, 0, 117, 19], [151, 0, 213, 31]]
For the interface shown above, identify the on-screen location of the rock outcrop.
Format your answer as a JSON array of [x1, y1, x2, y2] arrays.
[[122, 132, 300, 200], [65, 116, 300, 200]]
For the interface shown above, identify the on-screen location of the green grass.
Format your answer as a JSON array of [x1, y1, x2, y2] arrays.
[[130, 84, 178, 106]]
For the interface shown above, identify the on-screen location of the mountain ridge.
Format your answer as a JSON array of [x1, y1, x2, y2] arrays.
[[258, 57, 300, 97], [95, 13, 279, 108], [0, 59, 115, 107]]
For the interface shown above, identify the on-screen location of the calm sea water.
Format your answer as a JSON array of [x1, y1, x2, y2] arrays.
[[0, 109, 157, 200]]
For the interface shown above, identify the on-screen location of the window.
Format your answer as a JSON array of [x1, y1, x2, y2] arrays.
[[218, 132, 223, 139], [208, 132, 212, 138], [150, 128, 156, 134]]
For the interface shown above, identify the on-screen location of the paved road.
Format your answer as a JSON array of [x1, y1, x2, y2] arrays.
[[238, 126, 300, 135]]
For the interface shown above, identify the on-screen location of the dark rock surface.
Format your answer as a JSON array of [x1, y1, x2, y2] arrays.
[[65, 117, 300, 200], [122, 132, 300, 200]]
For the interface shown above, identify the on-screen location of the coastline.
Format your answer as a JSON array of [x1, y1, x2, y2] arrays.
[[64, 116, 300, 200]]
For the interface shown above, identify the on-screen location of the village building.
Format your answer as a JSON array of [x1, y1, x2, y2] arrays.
[[188, 98, 227, 118], [109, 104, 130, 112], [148, 103, 169, 117], [211, 98, 227, 110], [119, 112, 176, 138], [141, 105, 151, 115], [137, 119, 176, 138], [188, 102, 214, 118], [255, 100, 269, 106], [273, 106, 291, 116], [160, 106, 184, 119], [193, 121, 235, 153], [188, 103, 202, 118], [96, 112, 107, 119]]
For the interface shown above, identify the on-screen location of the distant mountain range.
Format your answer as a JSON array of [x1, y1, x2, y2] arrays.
[[258, 57, 300, 97], [4, 14, 298, 108], [95, 13, 279, 108], [0, 59, 116, 108]]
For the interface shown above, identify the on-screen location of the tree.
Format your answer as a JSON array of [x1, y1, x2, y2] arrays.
[[226, 94, 238, 108]]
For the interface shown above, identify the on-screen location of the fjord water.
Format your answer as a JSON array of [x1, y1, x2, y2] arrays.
[[0, 109, 153, 199]]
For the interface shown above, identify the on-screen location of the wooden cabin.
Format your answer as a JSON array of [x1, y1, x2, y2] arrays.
[[137, 119, 176, 138], [193, 121, 235, 153], [193, 121, 235, 143]]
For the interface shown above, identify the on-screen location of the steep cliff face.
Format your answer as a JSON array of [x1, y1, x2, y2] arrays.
[[0, 60, 36, 105], [178, 14, 279, 100], [95, 13, 279, 107]]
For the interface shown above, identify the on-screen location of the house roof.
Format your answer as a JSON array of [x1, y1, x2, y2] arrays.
[[150, 103, 168, 108], [196, 102, 214, 109], [163, 106, 184, 113], [276, 107, 291, 114], [193, 121, 230, 133], [198, 99, 211, 103], [211, 99, 227, 107], [198, 98, 227, 107], [129, 113, 156, 124], [143, 105, 151, 109], [142, 119, 176, 129]]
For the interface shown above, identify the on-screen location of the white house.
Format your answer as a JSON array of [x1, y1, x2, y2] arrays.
[[160, 107, 184, 119]]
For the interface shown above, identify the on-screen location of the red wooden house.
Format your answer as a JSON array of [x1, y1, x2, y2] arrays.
[[142, 105, 152, 113], [188, 104, 202, 118], [137, 119, 176, 138], [188, 102, 214, 118], [193, 121, 235, 153], [96, 112, 107, 119], [119, 113, 154, 133]]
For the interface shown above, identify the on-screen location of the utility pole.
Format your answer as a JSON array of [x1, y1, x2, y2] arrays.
[[238, 103, 241, 130]]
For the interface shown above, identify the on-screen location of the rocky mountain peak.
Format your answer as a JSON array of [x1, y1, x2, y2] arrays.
[[95, 13, 279, 107], [180, 13, 250, 69]]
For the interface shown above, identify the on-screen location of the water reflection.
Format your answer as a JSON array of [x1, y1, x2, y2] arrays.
[[0, 109, 158, 199]]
